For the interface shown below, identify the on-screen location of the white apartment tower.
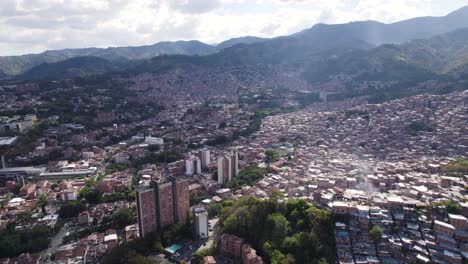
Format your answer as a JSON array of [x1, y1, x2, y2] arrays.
[[217, 151, 238, 185], [185, 155, 201, 176], [193, 206, 209, 239], [217, 156, 232, 185]]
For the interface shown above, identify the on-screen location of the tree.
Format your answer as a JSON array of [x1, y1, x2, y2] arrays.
[[153, 241, 163, 252], [218, 197, 335, 264], [441, 158, 468, 176], [207, 203, 222, 218], [266, 247, 295, 264], [370, 225, 383, 241], [190, 190, 208, 206], [162, 222, 191, 245], [112, 208, 135, 228], [79, 188, 102, 204], [269, 191, 284, 201], [212, 170, 218, 181], [207, 135, 230, 146], [37, 194, 48, 214], [227, 165, 267, 190], [0, 225, 51, 258], [266, 213, 290, 247], [265, 149, 279, 163], [127, 254, 156, 264], [283, 232, 317, 263], [18, 210, 33, 224], [192, 249, 212, 264], [59, 201, 86, 218], [147, 144, 160, 152]]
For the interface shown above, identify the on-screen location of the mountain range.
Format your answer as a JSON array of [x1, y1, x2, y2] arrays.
[[2, 5, 468, 84], [302, 27, 468, 83], [0, 38, 267, 77]]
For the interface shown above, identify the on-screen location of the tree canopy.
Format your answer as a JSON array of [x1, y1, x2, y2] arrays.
[[226, 165, 267, 190], [218, 196, 335, 264], [441, 158, 468, 176], [370, 225, 383, 241]]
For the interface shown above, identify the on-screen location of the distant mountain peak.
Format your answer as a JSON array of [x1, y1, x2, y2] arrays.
[[447, 5, 468, 16], [217, 36, 267, 49]]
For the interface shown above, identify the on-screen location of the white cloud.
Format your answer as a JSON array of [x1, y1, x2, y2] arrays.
[[0, 0, 467, 55]]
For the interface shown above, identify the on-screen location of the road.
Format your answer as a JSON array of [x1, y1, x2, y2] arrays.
[[42, 224, 70, 263], [199, 217, 220, 251]]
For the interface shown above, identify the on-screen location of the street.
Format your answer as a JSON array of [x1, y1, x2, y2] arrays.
[[42, 224, 71, 263]]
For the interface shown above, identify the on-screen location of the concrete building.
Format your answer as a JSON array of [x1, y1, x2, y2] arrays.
[[185, 156, 202, 176], [136, 177, 190, 238], [218, 156, 232, 185], [193, 206, 209, 239], [434, 220, 456, 237], [231, 151, 239, 178], [0, 114, 36, 133], [449, 214, 468, 231], [217, 151, 239, 185], [144, 136, 164, 145], [58, 190, 77, 201], [198, 149, 211, 169]]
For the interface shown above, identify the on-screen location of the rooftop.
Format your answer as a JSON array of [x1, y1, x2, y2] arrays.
[[0, 136, 18, 146]]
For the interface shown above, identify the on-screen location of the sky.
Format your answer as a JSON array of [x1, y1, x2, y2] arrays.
[[1, 0, 468, 56]]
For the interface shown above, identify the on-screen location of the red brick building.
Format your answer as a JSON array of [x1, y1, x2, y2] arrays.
[[220, 233, 244, 257], [220, 234, 264, 263], [158, 181, 174, 227], [95, 111, 116, 124], [242, 244, 264, 264], [136, 187, 158, 238], [136, 177, 190, 238], [175, 178, 190, 223]]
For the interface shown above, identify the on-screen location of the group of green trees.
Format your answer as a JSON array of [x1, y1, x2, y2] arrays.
[[190, 190, 209, 206], [132, 150, 182, 167], [265, 148, 280, 163], [431, 200, 463, 214], [441, 158, 468, 176], [0, 225, 52, 258], [79, 187, 135, 204], [59, 200, 87, 218], [206, 135, 231, 146], [406, 120, 435, 136], [3, 121, 49, 165], [106, 163, 129, 174], [77, 174, 135, 204], [226, 165, 268, 190], [218, 196, 335, 264], [369, 225, 383, 241]]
